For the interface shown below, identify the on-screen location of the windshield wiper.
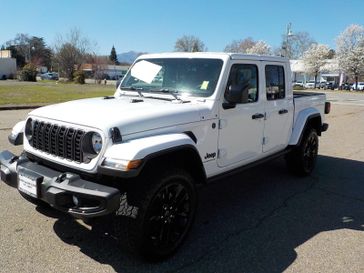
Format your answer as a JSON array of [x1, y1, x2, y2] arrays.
[[149, 88, 182, 101], [120, 86, 144, 97]]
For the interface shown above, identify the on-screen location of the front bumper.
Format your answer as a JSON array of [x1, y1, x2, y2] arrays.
[[0, 150, 121, 218]]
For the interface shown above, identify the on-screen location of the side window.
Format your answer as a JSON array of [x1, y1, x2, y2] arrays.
[[265, 65, 285, 100], [225, 64, 258, 103]]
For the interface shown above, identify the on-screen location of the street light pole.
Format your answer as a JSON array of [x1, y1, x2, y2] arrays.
[[27, 45, 35, 63], [282, 22, 293, 58]]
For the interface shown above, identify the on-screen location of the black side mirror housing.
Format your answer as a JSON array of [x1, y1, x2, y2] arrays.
[[225, 84, 242, 104], [225, 83, 250, 104]]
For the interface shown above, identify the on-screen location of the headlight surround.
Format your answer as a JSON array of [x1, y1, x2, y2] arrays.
[[91, 132, 103, 154], [82, 131, 103, 157], [25, 118, 33, 141]]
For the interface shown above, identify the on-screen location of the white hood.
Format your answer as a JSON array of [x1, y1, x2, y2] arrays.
[[29, 96, 208, 136]]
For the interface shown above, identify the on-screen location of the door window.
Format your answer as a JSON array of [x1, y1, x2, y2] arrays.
[[225, 64, 259, 103], [265, 65, 285, 100]]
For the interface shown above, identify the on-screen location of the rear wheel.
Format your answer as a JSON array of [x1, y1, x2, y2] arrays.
[[114, 169, 197, 261], [286, 128, 319, 176]]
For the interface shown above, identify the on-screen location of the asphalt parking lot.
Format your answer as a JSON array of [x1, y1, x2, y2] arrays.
[[0, 96, 364, 273]]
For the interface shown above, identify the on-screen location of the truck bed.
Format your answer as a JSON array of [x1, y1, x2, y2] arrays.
[[293, 91, 327, 127], [293, 91, 325, 98]]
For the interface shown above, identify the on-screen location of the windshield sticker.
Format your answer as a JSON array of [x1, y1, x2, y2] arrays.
[[131, 60, 162, 84], [200, 81, 209, 90]]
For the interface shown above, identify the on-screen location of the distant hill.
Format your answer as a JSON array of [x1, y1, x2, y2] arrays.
[[117, 51, 145, 64]]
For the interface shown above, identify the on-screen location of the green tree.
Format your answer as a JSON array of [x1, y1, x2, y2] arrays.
[[29, 37, 53, 68], [20, 63, 37, 81], [109, 45, 119, 65], [73, 70, 85, 84], [6, 45, 26, 67]]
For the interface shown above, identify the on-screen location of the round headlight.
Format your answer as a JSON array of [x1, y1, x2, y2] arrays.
[[25, 118, 33, 141], [91, 133, 103, 154]]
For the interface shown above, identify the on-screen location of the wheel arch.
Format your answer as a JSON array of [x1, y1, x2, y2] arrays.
[[289, 108, 323, 146], [140, 145, 207, 185]]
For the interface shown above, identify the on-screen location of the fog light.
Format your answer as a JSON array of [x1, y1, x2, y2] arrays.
[[72, 195, 80, 206]]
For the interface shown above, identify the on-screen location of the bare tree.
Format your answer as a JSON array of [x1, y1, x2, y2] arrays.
[[224, 37, 256, 53], [283, 31, 316, 59], [174, 35, 206, 52], [246, 41, 272, 55], [336, 24, 364, 89], [53, 28, 92, 80], [303, 44, 330, 88], [6, 33, 31, 62]]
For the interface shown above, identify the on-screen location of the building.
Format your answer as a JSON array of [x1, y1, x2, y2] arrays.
[[290, 59, 343, 85], [103, 64, 130, 80], [81, 63, 130, 80], [0, 50, 17, 79]]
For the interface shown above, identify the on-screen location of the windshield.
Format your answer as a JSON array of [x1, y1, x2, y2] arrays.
[[120, 58, 223, 97]]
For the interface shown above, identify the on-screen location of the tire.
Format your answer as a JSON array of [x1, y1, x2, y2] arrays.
[[286, 128, 319, 176], [113, 169, 197, 261]]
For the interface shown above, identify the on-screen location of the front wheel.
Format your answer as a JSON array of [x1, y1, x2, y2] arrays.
[[114, 169, 197, 261], [286, 128, 319, 176]]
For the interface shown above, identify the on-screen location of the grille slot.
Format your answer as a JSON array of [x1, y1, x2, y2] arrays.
[[30, 120, 86, 163]]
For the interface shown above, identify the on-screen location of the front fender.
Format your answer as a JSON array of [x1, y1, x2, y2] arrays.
[[289, 108, 321, 145], [103, 133, 197, 161], [98, 133, 198, 177]]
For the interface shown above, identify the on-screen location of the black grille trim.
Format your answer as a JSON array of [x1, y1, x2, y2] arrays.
[[30, 120, 86, 163]]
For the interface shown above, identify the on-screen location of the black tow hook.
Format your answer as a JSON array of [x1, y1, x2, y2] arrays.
[[56, 173, 67, 183], [9, 156, 19, 164]]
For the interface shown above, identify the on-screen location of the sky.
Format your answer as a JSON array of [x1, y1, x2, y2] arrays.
[[1, 0, 364, 55]]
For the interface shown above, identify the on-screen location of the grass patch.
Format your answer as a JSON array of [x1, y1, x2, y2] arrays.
[[0, 81, 115, 105]]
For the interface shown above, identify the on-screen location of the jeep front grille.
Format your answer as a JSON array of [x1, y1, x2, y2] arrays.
[[31, 120, 86, 163]]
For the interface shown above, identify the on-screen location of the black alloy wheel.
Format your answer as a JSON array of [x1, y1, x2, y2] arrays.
[[141, 174, 196, 260], [286, 128, 319, 176], [302, 130, 318, 173]]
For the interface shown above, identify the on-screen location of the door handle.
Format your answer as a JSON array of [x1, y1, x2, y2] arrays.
[[279, 109, 288, 115], [252, 113, 264, 119]]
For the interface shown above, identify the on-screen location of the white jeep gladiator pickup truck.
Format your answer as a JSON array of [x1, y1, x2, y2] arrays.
[[0, 52, 330, 260]]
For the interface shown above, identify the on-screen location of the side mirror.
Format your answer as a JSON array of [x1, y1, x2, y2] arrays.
[[224, 84, 249, 104], [225, 84, 242, 104]]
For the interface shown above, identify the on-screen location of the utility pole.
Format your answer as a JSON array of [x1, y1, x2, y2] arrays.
[[282, 22, 293, 58]]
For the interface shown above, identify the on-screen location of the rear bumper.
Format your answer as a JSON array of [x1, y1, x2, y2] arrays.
[[0, 150, 121, 218]]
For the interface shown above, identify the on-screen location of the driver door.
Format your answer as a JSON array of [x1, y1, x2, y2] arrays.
[[217, 62, 265, 168]]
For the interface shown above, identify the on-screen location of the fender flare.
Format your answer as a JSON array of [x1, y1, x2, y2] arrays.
[[99, 133, 205, 179], [289, 108, 321, 146], [103, 133, 198, 161]]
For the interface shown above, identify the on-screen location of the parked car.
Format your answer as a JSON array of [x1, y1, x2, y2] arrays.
[[40, 72, 59, 80], [304, 80, 316, 89], [292, 81, 304, 87], [324, 81, 338, 90], [351, 82, 364, 91], [341, 83, 352, 90], [318, 81, 327, 89]]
